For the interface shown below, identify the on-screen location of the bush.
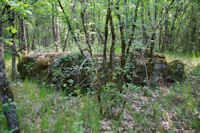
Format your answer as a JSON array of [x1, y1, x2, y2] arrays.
[[48, 53, 95, 94]]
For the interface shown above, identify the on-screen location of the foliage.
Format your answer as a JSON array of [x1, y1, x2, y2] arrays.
[[49, 53, 95, 94], [101, 82, 125, 119], [191, 64, 200, 77], [0, 0, 200, 132]]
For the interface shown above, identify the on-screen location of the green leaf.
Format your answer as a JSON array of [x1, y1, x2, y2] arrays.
[[4, 39, 13, 45], [6, 26, 11, 31], [24, 3, 29, 8], [25, 10, 32, 15], [11, 28, 17, 34]]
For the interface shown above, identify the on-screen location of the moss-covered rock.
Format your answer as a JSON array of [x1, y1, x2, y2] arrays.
[[125, 48, 185, 85], [150, 57, 168, 84], [17, 50, 185, 91], [125, 48, 169, 84], [167, 60, 185, 81], [17, 53, 63, 79]]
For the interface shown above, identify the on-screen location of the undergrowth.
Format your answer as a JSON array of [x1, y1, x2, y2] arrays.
[[0, 52, 200, 132]]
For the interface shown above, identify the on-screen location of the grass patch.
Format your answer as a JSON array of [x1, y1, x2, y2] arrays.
[[10, 79, 101, 132], [191, 64, 200, 77]]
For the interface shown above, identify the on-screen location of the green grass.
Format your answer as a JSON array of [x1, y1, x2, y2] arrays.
[[164, 51, 200, 63], [191, 64, 200, 77], [0, 80, 101, 132], [10, 79, 100, 132]]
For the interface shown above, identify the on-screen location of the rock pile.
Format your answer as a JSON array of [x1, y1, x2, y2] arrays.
[[17, 49, 185, 92], [125, 48, 185, 85]]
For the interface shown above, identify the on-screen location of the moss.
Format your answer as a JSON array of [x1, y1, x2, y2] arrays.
[[168, 60, 185, 81], [17, 54, 58, 79], [17, 56, 35, 79]]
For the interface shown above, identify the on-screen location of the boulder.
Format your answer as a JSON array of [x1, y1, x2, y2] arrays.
[[150, 57, 168, 84], [167, 60, 185, 82], [125, 48, 185, 85], [17, 53, 63, 79], [125, 49, 167, 84]]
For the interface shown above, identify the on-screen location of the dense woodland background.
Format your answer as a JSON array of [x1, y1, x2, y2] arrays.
[[0, 0, 200, 132]]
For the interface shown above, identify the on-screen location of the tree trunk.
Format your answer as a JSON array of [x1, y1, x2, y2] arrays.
[[52, 4, 61, 52], [158, 24, 163, 51], [20, 18, 28, 53], [149, 0, 158, 59], [8, 11, 17, 80], [147, 1, 153, 29], [103, 0, 111, 75], [116, 0, 127, 69], [0, 17, 20, 133], [170, 5, 182, 45], [62, 30, 70, 52], [25, 22, 30, 52], [126, 0, 140, 56], [57, 0, 84, 55], [141, 0, 149, 46], [164, 5, 170, 50], [81, 0, 92, 56], [109, 4, 116, 74]]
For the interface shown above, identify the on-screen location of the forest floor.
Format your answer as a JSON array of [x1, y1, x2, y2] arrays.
[[0, 52, 200, 133]]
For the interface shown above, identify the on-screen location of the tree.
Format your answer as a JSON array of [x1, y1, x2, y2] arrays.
[[52, 3, 61, 52], [0, 9, 20, 133]]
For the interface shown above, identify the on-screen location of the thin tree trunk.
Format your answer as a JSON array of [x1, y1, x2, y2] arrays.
[[164, 5, 170, 50], [20, 18, 28, 53], [62, 30, 70, 52], [103, 0, 111, 75], [31, 30, 36, 50], [81, 0, 92, 56], [170, 5, 182, 44], [52, 4, 61, 52], [90, 23, 95, 44], [90, 0, 96, 44], [126, 0, 140, 56], [147, 1, 153, 29], [25, 22, 30, 52], [158, 24, 163, 51], [159, 8, 164, 51], [52, 4, 56, 44], [109, 4, 116, 74], [56, 17, 61, 52], [190, 5, 197, 52], [141, 0, 149, 46], [149, 0, 158, 59], [95, 25, 104, 45], [57, 0, 84, 55], [116, 0, 126, 69]]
